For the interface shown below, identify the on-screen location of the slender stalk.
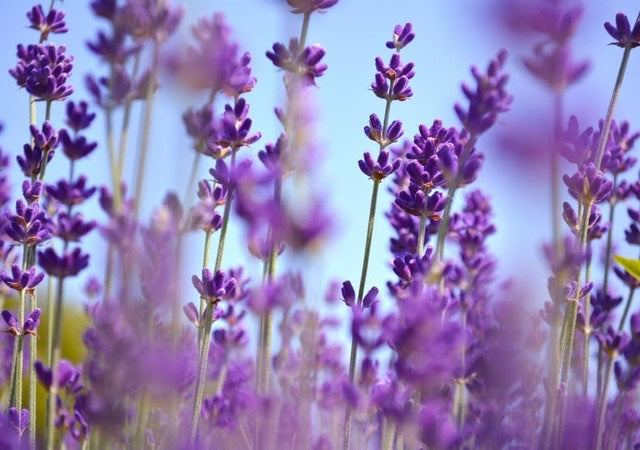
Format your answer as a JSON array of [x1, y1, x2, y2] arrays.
[[594, 355, 614, 450], [28, 290, 38, 449], [381, 418, 396, 450], [416, 212, 427, 258], [132, 42, 160, 220], [617, 286, 636, 331], [344, 179, 380, 450], [453, 308, 468, 427], [9, 289, 27, 410], [46, 277, 65, 450], [602, 174, 619, 294], [115, 52, 142, 184], [582, 252, 592, 397], [189, 154, 236, 446], [550, 93, 563, 252]]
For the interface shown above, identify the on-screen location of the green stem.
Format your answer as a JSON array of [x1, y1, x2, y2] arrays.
[[594, 355, 614, 450], [617, 286, 636, 331], [29, 290, 38, 449], [299, 12, 311, 49], [582, 252, 592, 397], [46, 277, 65, 450], [602, 175, 619, 294], [9, 289, 27, 410], [115, 52, 142, 185], [416, 213, 427, 258], [132, 42, 160, 220], [257, 178, 282, 394], [189, 154, 236, 445], [381, 418, 396, 450], [197, 230, 212, 348], [551, 93, 563, 252]]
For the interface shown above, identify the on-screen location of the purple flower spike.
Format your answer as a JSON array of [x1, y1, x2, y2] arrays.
[[604, 13, 640, 48], [192, 268, 236, 303], [562, 163, 612, 204], [4, 200, 51, 246], [2, 310, 19, 336], [386, 23, 415, 51], [455, 49, 512, 136], [17, 143, 53, 178], [286, 0, 339, 15], [266, 39, 327, 86], [31, 121, 58, 152], [38, 247, 90, 278], [9, 43, 74, 102], [358, 150, 401, 181], [59, 130, 97, 161], [65, 101, 96, 133], [217, 98, 262, 151], [22, 308, 41, 337], [22, 180, 43, 203], [1, 265, 45, 293], [54, 212, 97, 242], [27, 5, 67, 40], [46, 176, 97, 207], [8, 408, 29, 437], [364, 114, 404, 147]]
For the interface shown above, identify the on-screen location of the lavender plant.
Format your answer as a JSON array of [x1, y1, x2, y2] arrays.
[[0, 1, 640, 449]]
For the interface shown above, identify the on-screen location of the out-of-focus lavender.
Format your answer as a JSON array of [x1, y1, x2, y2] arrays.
[[0, 1, 640, 449]]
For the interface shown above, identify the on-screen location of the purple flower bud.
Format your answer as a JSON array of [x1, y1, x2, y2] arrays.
[[46, 176, 96, 207], [38, 247, 89, 278], [17, 143, 53, 178], [358, 150, 401, 181], [9, 43, 74, 102], [604, 13, 640, 48], [22, 180, 43, 203], [386, 23, 415, 51], [266, 39, 327, 86], [27, 5, 67, 40], [59, 130, 97, 161], [192, 268, 236, 303], [340, 280, 356, 307], [4, 200, 51, 246], [65, 101, 96, 133], [22, 308, 41, 337], [1, 310, 19, 336], [8, 408, 29, 437], [1, 265, 45, 293], [183, 302, 199, 327], [53, 212, 97, 242]]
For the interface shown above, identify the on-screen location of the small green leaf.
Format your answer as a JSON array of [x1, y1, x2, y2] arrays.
[[613, 255, 640, 281]]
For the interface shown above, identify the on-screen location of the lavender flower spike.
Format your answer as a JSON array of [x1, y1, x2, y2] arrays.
[[604, 12, 640, 48], [1, 265, 44, 293], [27, 5, 67, 40], [38, 247, 89, 278], [358, 150, 401, 181], [386, 23, 415, 51], [192, 268, 236, 303]]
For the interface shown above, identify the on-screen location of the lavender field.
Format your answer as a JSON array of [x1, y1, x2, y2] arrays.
[[0, 1, 640, 449]]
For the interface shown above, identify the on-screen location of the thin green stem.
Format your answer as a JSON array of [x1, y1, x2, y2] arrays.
[[9, 289, 27, 410], [617, 286, 636, 331], [132, 42, 160, 220], [416, 213, 427, 258], [582, 253, 592, 397], [299, 12, 311, 49], [189, 154, 236, 445], [602, 175, 619, 294], [46, 277, 65, 450], [28, 290, 38, 449], [115, 52, 142, 185], [551, 93, 563, 252], [594, 355, 614, 450], [381, 418, 396, 450]]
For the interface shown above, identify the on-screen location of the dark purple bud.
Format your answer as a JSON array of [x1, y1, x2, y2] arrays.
[[8, 408, 29, 437], [358, 150, 400, 181], [38, 247, 90, 278], [1, 265, 45, 292], [22, 308, 41, 337], [46, 176, 96, 207], [22, 180, 43, 203], [27, 5, 67, 40], [65, 101, 96, 133], [386, 23, 415, 51], [59, 129, 97, 161], [2, 310, 19, 336], [192, 268, 236, 303], [183, 302, 199, 326], [4, 200, 51, 246], [604, 13, 640, 48], [362, 286, 379, 308], [340, 280, 356, 307], [53, 212, 97, 242]]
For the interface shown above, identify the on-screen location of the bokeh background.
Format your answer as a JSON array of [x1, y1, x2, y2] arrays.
[[0, 0, 639, 311]]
